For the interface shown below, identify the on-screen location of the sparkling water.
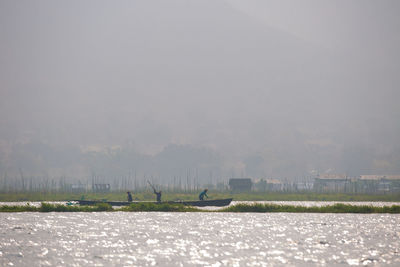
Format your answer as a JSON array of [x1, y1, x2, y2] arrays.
[[1, 212, 399, 266]]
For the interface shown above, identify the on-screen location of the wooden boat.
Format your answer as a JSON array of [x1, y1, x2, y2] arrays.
[[74, 198, 232, 207], [168, 198, 233, 207]]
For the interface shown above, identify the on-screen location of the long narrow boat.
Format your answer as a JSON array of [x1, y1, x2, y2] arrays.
[[168, 198, 233, 207], [74, 198, 232, 207]]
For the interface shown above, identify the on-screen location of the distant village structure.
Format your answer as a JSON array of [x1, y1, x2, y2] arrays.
[[1, 170, 399, 194], [313, 174, 400, 193], [229, 178, 252, 191], [230, 174, 400, 194], [359, 175, 400, 193], [313, 174, 351, 193], [67, 183, 87, 193], [254, 179, 283, 192], [92, 183, 111, 193]]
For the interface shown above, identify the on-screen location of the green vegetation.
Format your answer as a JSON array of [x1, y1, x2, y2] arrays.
[[0, 202, 196, 212], [1, 202, 400, 213], [221, 203, 400, 213], [39, 202, 113, 212], [222, 192, 400, 202], [0, 204, 38, 212], [0, 202, 113, 212], [120, 202, 198, 212], [1, 191, 400, 202]]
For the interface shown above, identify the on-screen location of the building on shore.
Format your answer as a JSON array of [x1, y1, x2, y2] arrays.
[[229, 178, 252, 191], [254, 179, 283, 192], [266, 179, 284, 191], [358, 175, 400, 193], [313, 174, 352, 193], [92, 183, 111, 193], [68, 183, 88, 193]]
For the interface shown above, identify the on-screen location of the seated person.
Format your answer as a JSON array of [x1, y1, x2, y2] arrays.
[[199, 189, 208, 201]]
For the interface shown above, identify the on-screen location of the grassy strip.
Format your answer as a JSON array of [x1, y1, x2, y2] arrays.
[[221, 203, 400, 213], [0, 202, 197, 212], [0, 202, 113, 212], [119, 202, 199, 212], [1, 202, 400, 213], [1, 192, 400, 202], [40, 202, 113, 212], [0, 204, 39, 212], [231, 192, 400, 202]]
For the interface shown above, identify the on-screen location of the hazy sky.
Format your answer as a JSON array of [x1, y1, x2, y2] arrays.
[[1, 0, 399, 177]]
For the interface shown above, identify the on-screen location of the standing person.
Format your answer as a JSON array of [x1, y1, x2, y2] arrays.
[[153, 189, 162, 203], [127, 191, 133, 202], [148, 181, 162, 203], [199, 189, 208, 201]]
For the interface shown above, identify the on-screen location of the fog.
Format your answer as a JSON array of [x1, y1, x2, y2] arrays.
[[1, 0, 399, 183]]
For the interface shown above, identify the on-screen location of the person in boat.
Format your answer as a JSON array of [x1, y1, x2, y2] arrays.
[[127, 191, 133, 202], [199, 189, 208, 201], [153, 189, 162, 203]]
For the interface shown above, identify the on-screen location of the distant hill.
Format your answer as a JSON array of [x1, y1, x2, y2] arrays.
[[0, 0, 399, 179]]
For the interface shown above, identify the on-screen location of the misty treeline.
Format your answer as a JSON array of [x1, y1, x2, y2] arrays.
[[1, 139, 398, 193], [0, 142, 225, 192], [0, 172, 224, 193], [0, 140, 315, 193]]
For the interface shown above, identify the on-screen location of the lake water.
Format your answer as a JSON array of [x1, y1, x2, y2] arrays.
[[1, 212, 399, 266]]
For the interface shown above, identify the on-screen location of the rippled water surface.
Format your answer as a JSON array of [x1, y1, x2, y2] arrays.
[[1, 212, 399, 266]]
